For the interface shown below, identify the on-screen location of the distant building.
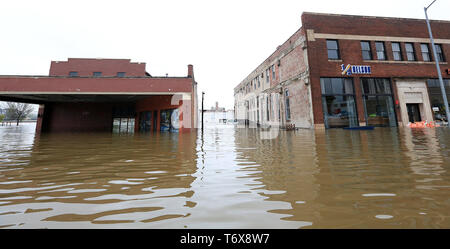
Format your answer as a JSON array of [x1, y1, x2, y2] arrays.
[[234, 12, 450, 129], [200, 101, 234, 126]]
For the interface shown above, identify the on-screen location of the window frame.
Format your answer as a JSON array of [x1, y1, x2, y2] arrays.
[[326, 39, 340, 60], [405, 43, 416, 61], [375, 41, 387, 61], [361, 41, 373, 60], [420, 43, 431, 62], [69, 71, 79, 77], [435, 44, 445, 62], [391, 42, 403, 61], [285, 89, 291, 121]]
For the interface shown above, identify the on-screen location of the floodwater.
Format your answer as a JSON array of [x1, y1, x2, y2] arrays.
[[0, 122, 449, 229]]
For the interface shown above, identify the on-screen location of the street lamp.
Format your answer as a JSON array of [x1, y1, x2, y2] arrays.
[[424, 0, 450, 126]]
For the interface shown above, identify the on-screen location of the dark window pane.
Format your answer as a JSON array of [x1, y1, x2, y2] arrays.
[[375, 42, 386, 60], [405, 43, 415, 61], [331, 78, 344, 94], [362, 51, 372, 60], [435, 44, 445, 62], [327, 40, 340, 59], [327, 40, 338, 50], [392, 43, 402, 61], [361, 41, 371, 51], [320, 78, 332, 94], [421, 44, 431, 61], [328, 50, 339, 60]]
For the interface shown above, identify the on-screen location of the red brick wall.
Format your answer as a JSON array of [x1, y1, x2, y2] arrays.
[[302, 13, 450, 125], [49, 58, 147, 77], [42, 102, 114, 132]]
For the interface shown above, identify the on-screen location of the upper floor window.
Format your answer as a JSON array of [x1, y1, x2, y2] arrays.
[[266, 69, 270, 83], [392, 42, 403, 61], [93, 72, 102, 77], [326, 40, 340, 60], [117, 72, 126, 77], [361, 41, 372, 60], [375, 42, 386, 60], [405, 43, 416, 61], [421, 44, 431, 62], [435, 44, 445, 62], [69, 71, 78, 77], [271, 65, 276, 80], [257, 76, 260, 88]]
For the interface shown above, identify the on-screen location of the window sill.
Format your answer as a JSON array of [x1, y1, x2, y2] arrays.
[[328, 59, 343, 62]]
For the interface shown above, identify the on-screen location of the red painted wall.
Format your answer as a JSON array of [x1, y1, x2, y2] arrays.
[[49, 58, 147, 77], [42, 103, 114, 132], [0, 77, 193, 94]]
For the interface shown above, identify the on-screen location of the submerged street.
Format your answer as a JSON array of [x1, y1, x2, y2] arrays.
[[0, 123, 449, 228]]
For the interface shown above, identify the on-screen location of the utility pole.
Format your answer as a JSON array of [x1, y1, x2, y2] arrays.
[[425, 0, 450, 126], [201, 92, 205, 133]]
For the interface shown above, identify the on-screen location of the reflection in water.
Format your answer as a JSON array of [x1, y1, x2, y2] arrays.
[[0, 123, 449, 228]]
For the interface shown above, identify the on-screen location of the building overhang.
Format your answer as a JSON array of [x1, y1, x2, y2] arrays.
[[0, 76, 193, 104]]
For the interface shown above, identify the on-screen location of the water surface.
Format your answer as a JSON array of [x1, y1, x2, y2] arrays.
[[0, 123, 449, 228]]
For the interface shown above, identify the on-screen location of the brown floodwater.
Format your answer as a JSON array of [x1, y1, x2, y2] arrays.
[[0, 122, 449, 228]]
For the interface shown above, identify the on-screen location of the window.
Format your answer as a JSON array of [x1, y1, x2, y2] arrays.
[[271, 65, 276, 80], [361, 78, 396, 127], [375, 42, 386, 60], [361, 41, 372, 60], [392, 42, 403, 61], [266, 69, 270, 83], [326, 40, 340, 60], [117, 72, 126, 77], [421, 44, 431, 62], [93, 72, 102, 77], [320, 78, 358, 128], [69, 71, 78, 77], [113, 117, 135, 134], [285, 90, 291, 121], [427, 79, 450, 122], [435, 44, 445, 62], [405, 43, 416, 61], [257, 76, 260, 88]]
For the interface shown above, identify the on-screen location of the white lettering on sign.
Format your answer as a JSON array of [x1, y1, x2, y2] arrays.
[[341, 64, 371, 76]]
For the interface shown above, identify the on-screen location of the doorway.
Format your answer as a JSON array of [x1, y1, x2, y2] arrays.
[[407, 104, 421, 123]]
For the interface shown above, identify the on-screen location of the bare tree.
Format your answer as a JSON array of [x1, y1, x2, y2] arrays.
[[4, 102, 34, 126]]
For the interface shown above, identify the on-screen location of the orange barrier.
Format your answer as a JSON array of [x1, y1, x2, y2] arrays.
[[408, 121, 440, 128]]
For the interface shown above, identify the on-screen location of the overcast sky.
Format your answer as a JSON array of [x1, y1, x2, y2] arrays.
[[1, 0, 449, 109]]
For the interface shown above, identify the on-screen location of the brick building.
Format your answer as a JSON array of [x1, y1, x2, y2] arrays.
[[234, 12, 450, 129], [0, 58, 198, 133]]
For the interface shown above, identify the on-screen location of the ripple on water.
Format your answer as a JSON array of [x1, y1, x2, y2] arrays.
[[1, 125, 450, 228]]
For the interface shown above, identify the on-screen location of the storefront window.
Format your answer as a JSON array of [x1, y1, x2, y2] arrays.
[[139, 111, 152, 132], [113, 118, 135, 133], [160, 109, 179, 132], [321, 78, 358, 128], [427, 79, 450, 122], [361, 78, 396, 127]]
